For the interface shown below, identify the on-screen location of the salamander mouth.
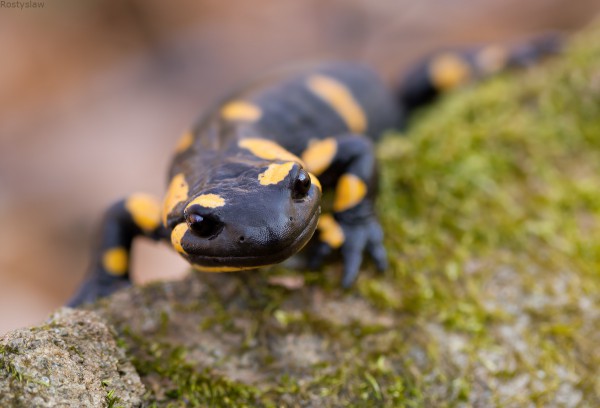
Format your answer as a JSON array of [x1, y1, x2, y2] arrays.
[[188, 206, 320, 271]]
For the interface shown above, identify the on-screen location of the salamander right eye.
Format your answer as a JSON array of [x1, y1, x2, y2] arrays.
[[185, 212, 223, 239], [292, 169, 311, 199]]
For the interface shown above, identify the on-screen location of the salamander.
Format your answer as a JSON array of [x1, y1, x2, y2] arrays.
[[68, 34, 561, 306]]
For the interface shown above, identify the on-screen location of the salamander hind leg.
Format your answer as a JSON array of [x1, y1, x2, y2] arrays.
[[303, 134, 387, 287], [68, 193, 166, 307]]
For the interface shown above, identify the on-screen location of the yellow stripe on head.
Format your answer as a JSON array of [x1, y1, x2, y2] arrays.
[[301, 138, 337, 176], [318, 214, 344, 249], [258, 162, 296, 186], [307, 75, 367, 133], [174, 131, 194, 153], [429, 53, 472, 91], [102, 247, 128, 276], [170, 223, 188, 255], [221, 100, 262, 122], [187, 194, 225, 209], [333, 173, 367, 212], [162, 173, 189, 226], [239, 138, 304, 165], [125, 193, 161, 232]]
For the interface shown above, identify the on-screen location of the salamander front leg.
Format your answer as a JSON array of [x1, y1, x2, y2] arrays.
[[302, 134, 387, 287], [310, 212, 386, 287], [68, 194, 166, 307]]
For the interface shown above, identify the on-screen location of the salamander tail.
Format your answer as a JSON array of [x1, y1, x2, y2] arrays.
[[395, 32, 564, 126]]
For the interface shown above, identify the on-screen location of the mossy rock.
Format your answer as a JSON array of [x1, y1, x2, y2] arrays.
[[4, 23, 600, 407]]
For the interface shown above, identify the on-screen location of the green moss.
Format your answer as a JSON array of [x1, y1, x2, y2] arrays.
[[0, 357, 23, 383], [105, 24, 600, 406], [373, 23, 600, 403], [105, 389, 123, 408], [121, 328, 260, 407]]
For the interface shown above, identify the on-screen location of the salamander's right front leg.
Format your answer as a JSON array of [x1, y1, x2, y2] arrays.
[[302, 134, 387, 288], [68, 194, 166, 307]]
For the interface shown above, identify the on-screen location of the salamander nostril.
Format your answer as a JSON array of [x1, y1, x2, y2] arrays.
[[239, 236, 245, 242], [185, 211, 223, 239]]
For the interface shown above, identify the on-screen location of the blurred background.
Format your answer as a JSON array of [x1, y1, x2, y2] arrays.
[[1, 0, 599, 334]]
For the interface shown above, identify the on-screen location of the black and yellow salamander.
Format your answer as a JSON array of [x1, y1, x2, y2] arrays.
[[68, 35, 561, 306]]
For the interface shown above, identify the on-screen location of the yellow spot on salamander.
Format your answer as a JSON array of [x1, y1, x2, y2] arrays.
[[187, 194, 225, 209], [475, 45, 508, 74], [162, 173, 189, 226], [171, 223, 188, 254], [125, 193, 161, 232], [318, 214, 344, 249], [308, 172, 321, 191], [258, 162, 296, 186], [221, 100, 262, 121], [302, 138, 337, 176], [307, 75, 367, 133], [333, 173, 367, 212], [174, 131, 194, 153], [239, 138, 304, 165], [192, 264, 261, 273], [102, 247, 128, 276], [429, 53, 472, 91]]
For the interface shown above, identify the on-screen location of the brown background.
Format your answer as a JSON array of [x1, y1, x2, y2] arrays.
[[1, 0, 599, 334]]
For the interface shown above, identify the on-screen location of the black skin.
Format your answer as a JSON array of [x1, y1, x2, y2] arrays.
[[69, 34, 562, 306]]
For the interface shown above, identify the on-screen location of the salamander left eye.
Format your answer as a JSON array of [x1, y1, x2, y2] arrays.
[[292, 169, 311, 199]]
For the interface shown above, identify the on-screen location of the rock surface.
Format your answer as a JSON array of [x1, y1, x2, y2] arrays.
[[0, 308, 145, 408]]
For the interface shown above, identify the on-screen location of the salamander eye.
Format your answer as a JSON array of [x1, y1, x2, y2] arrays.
[[185, 212, 223, 239], [292, 169, 311, 199]]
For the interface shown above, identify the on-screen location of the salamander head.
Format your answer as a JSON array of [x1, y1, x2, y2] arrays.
[[167, 161, 321, 272]]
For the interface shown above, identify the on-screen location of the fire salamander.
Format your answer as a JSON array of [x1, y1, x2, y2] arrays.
[[69, 35, 561, 306]]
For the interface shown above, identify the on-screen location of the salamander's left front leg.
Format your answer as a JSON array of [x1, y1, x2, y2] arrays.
[[68, 193, 166, 307], [303, 134, 387, 287]]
